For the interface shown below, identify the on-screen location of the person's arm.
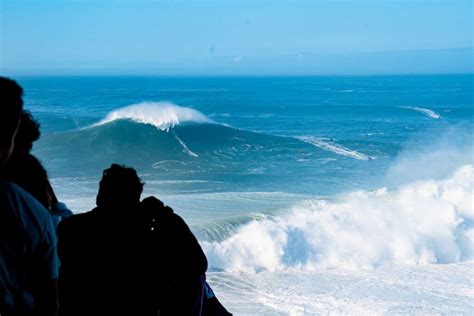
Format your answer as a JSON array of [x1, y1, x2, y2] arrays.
[[34, 214, 60, 316], [143, 197, 207, 274], [171, 214, 208, 276]]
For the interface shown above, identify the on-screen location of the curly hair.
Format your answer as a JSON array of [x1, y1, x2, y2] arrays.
[[0, 77, 23, 127], [96, 164, 144, 208]]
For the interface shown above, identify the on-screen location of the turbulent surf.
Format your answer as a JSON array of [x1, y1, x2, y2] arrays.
[[26, 75, 473, 314]]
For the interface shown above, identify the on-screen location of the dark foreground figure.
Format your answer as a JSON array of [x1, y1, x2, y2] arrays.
[[0, 77, 59, 315], [58, 164, 214, 315], [4, 110, 72, 224]]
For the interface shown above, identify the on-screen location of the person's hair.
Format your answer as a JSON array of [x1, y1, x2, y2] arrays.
[[96, 164, 144, 209], [0, 77, 23, 130], [0, 77, 24, 166], [14, 111, 41, 154]]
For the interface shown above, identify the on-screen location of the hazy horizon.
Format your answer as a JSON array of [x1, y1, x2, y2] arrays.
[[1, 0, 473, 75]]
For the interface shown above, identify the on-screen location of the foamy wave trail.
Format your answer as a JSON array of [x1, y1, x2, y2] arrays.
[[401, 106, 441, 119], [202, 165, 474, 272], [95, 102, 214, 130], [174, 134, 199, 157], [297, 136, 373, 160]]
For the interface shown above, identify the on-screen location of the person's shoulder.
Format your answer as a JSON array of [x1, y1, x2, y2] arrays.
[[58, 211, 99, 244], [0, 178, 49, 218], [138, 196, 188, 227], [139, 196, 174, 217], [140, 196, 169, 210], [58, 209, 97, 232], [54, 202, 74, 219], [0, 179, 56, 244], [167, 210, 187, 226], [0, 177, 22, 194]]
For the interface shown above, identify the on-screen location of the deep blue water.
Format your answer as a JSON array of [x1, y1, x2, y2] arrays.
[[17, 75, 473, 226], [12, 75, 474, 313]]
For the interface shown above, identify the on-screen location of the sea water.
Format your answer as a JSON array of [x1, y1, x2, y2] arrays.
[[20, 75, 473, 314]]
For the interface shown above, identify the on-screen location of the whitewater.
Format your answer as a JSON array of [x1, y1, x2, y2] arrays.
[[94, 101, 215, 131], [24, 75, 473, 314], [204, 165, 474, 272], [201, 163, 474, 314]]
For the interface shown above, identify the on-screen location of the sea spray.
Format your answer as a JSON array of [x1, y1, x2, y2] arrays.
[[94, 102, 214, 130], [202, 165, 474, 272], [385, 126, 473, 185]]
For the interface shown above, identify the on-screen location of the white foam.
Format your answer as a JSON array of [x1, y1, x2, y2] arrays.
[[202, 165, 474, 272], [94, 102, 214, 130], [298, 136, 373, 161], [401, 106, 441, 119], [208, 261, 474, 314], [174, 134, 199, 157]]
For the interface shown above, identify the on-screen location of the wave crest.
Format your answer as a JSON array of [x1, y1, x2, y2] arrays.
[[203, 165, 474, 272], [95, 102, 214, 130]]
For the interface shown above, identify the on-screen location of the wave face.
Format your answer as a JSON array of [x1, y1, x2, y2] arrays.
[[37, 117, 313, 188], [38, 103, 378, 185], [95, 102, 214, 130], [40, 121, 297, 163], [203, 165, 474, 272]]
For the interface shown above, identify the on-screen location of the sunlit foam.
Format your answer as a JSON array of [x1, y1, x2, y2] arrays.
[[94, 101, 214, 130], [203, 165, 474, 272]]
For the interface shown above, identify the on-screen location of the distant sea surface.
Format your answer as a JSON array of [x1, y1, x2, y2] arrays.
[[20, 75, 473, 314]]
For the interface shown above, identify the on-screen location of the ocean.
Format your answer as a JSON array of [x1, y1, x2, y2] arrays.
[[19, 75, 473, 314]]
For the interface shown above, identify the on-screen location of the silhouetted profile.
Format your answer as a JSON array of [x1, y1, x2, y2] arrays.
[[0, 77, 59, 316], [202, 283, 232, 316], [3, 111, 73, 224], [58, 164, 208, 315]]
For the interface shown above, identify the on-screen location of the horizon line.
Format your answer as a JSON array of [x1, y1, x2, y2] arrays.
[[7, 72, 474, 79]]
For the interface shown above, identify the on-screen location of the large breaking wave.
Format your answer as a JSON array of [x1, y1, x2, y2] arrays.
[[94, 102, 215, 130], [203, 164, 474, 272], [36, 102, 376, 174]]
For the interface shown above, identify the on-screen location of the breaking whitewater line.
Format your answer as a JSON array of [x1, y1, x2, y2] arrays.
[[400, 106, 441, 119], [297, 136, 373, 161], [202, 165, 474, 272], [93, 101, 215, 130]]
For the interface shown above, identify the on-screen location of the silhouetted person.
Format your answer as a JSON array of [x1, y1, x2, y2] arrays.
[[202, 283, 232, 316], [0, 77, 59, 316], [4, 111, 72, 224], [58, 164, 208, 315], [13, 110, 41, 154]]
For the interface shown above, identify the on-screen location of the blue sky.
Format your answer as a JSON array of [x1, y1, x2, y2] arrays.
[[1, 0, 472, 75]]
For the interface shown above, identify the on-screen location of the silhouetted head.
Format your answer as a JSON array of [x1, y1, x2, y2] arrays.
[[0, 77, 23, 168], [14, 111, 41, 155], [96, 164, 144, 210]]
